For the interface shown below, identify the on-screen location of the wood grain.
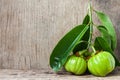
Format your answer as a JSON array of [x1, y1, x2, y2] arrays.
[[0, 69, 119, 80], [0, 0, 120, 69]]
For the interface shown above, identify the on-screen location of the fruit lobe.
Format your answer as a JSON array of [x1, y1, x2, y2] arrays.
[[88, 51, 115, 76], [64, 55, 87, 75]]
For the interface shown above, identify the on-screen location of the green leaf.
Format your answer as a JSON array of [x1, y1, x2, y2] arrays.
[[97, 25, 112, 48], [50, 25, 89, 71], [83, 14, 90, 24], [73, 15, 91, 53], [94, 37, 120, 66], [82, 14, 91, 42], [73, 41, 88, 53], [73, 27, 90, 53], [95, 11, 117, 51]]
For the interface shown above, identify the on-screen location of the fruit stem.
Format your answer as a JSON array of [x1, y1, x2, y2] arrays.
[[78, 49, 87, 56], [91, 46, 96, 56], [91, 46, 96, 53]]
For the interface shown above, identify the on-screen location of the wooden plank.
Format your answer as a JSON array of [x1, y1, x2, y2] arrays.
[[0, 69, 119, 80], [0, 0, 120, 69]]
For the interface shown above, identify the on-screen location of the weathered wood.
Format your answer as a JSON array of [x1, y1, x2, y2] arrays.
[[0, 0, 120, 69], [0, 69, 119, 80]]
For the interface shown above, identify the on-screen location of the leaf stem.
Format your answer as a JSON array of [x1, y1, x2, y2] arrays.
[[88, 1, 92, 23], [87, 1, 93, 49]]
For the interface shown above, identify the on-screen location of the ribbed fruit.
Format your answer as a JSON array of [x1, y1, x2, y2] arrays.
[[64, 55, 87, 75], [88, 51, 115, 76]]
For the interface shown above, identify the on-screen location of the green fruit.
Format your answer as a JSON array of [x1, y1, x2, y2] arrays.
[[88, 51, 115, 76], [64, 55, 87, 75]]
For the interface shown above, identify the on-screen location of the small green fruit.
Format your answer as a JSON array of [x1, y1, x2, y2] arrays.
[[64, 55, 87, 75], [88, 51, 115, 76]]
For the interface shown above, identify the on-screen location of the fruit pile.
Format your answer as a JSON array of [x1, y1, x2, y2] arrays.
[[50, 3, 120, 77], [65, 51, 115, 76]]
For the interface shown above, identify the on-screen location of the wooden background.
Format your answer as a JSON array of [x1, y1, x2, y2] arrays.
[[0, 0, 120, 70]]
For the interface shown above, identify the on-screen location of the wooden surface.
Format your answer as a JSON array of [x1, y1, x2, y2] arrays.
[[0, 0, 120, 69], [0, 69, 119, 80]]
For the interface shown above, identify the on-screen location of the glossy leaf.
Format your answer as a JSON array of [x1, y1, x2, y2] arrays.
[[73, 41, 88, 53], [50, 25, 89, 71], [73, 14, 90, 53], [82, 14, 91, 42], [83, 14, 90, 24], [97, 25, 111, 48], [94, 37, 120, 66], [95, 11, 117, 51]]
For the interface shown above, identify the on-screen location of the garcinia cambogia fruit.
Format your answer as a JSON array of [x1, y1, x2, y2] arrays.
[[64, 55, 87, 75], [88, 51, 115, 76]]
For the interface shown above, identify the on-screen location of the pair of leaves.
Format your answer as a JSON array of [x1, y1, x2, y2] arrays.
[[50, 24, 89, 71], [96, 11, 117, 51], [94, 11, 120, 66], [97, 25, 111, 47], [73, 14, 91, 53]]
